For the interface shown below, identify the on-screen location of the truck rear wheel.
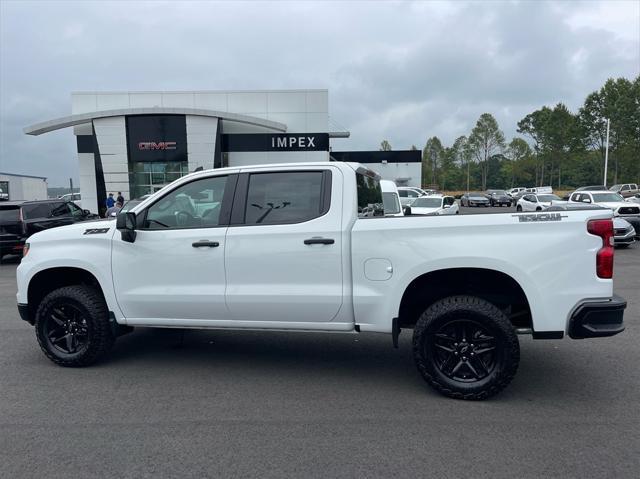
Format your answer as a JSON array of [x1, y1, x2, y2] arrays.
[[35, 285, 115, 367], [412, 295, 519, 400]]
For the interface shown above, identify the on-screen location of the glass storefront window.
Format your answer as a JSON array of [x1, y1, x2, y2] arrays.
[[129, 161, 189, 199]]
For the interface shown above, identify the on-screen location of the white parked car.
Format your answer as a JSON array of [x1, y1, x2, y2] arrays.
[[625, 194, 640, 205], [516, 193, 561, 212], [380, 180, 403, 216], [397, 187, 427, 207], [568, 191, 640, 218], [613, 217, 635, 248], [508, 187, 526, 199], [16, 162, 627, 400], [408, 195, 459, 215]]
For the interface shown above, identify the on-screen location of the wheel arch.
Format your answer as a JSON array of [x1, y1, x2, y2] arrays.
[[26, 267, 107, 324], [397, 267, 533, 330]]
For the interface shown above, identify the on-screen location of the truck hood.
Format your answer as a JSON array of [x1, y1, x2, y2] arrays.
[[28, 219, 115, 244]]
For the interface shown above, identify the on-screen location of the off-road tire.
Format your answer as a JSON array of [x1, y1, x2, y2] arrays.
[[35, 285, 115, 367], [413, 295, 519, 400]]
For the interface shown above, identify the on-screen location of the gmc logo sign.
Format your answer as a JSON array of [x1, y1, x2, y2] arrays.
[[138, 141, 177, 150]]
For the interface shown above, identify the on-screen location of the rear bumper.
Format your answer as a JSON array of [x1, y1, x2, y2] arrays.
[[0, 237, 25, 253], [569, 295, 626, 339]]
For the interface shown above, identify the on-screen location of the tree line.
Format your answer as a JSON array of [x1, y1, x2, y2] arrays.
[[379, 76, 639, 191]]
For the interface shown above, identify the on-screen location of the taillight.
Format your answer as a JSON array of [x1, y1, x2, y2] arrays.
[[587, 219, 614, 279]]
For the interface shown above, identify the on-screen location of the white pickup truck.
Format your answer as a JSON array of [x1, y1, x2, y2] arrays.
[[16, 162, 627, 400]]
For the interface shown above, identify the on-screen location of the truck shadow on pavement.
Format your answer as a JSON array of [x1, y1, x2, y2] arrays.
[[102, 327, 625, 401]]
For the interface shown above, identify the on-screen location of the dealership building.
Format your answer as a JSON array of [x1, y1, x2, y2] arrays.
[[24, 90, 420, 214]]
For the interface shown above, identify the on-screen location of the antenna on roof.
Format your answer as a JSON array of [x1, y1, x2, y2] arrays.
[[194, 166, 204, 172]]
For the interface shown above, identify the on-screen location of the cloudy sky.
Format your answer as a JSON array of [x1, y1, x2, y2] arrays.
[[1, 0, 638, 186]]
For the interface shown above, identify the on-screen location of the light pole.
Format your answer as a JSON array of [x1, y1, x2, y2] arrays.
[[603, 118, 610, 187]]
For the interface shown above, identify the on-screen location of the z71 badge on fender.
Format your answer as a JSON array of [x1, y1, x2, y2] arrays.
[[513, 213, 568, 222], [83, 228, 110, 235]]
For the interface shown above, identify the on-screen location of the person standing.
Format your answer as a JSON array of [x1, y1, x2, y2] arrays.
[[106, 200, 123, 218], [116, 191, 125, 205], [106, 193, 115, 208]]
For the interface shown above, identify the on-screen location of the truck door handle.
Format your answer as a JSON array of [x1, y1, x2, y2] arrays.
[[192, 240, 219, 248], [304, 237, 335, 245]]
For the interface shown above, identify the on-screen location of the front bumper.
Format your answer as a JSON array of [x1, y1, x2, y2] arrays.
[[17, 303, 32, 325], [614, 228, 636, 245], [569, 295, 626, 339]]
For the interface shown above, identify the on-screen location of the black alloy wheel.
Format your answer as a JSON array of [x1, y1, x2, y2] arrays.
[[430, 319, 497, 382], [42, 302, 90, 355], [413, 295, 520, 400], [35, 285, 115, 367]]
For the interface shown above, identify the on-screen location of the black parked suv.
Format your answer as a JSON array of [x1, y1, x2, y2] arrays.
[[0, 199, 97, 260]]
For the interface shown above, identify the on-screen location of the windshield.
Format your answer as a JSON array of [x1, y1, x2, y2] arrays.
[[537, 194, 560, 202], [488, 190, 506, 195], [382, 192, 401, 214], [609, 185, 622, 191], [469, 192, 484, 197], [592, 193, 624, 203], [412, 197, 443, 208]]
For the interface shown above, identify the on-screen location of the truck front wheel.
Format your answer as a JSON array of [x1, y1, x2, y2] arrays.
[[412, 295, 519, 400], [35, 285, 115, 367]]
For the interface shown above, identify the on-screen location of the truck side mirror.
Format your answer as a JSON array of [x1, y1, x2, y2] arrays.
[[116, 212, 137, 243], [403, 205, 412, 216]]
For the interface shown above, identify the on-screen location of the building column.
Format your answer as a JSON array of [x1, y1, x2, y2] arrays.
[[186, 115, 219, 172]]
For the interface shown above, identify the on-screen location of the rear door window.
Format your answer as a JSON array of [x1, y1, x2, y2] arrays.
[[356, 171, 383, 218], [243, 171, 327, 225], [22, 203, 52, 219]]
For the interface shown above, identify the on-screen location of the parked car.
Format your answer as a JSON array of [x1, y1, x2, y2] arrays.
[[516, 193, 561, 212], [59, 193, 82, 209], [552, 200, 640, 239], [508, 187, 526, 199], [567, 191, 640, 217], [380, 180, 403, 217], [523, 186, 553, 195], [397, 187, 425, 207], [485, 190, 512, 206], [609, 183, 639, 198], [0, 199, 96, 260], [406, 195, 459, 215], [613, 217, 635, 248], [460, 192, 489, 207], [0, 186, 8, 201], [626, 194, 640, 204], [17, 161, 627, 400]]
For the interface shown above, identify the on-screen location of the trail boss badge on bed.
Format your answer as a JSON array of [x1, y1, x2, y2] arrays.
[[513, 213, 567, 222]]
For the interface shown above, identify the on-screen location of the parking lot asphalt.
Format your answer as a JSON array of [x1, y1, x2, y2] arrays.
[[0, 208, 638, 478]]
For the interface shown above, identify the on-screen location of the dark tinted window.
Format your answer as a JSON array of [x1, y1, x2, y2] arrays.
[[357, 173, 383, 218], [244, 171, 325, 225], [144, 175, 228, 229], [50, 202, 72, 217], [0, 206, 20, 222], [22, 203, 51, 219]]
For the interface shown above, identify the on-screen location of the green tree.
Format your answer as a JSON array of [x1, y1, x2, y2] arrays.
[[469, 114, 505, 190], [380, 140, 392, 151], [504, 138, 532, 188], [422, 137, 444, 187]]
